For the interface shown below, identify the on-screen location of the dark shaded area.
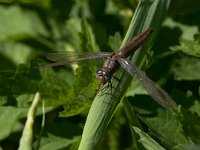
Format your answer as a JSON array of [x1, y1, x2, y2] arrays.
[[169, 0, 200, 28]]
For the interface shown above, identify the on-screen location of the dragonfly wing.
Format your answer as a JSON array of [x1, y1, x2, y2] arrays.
[[36, 61, 73, 68], [37, 51, 112, 67], [117, 58, 177, 109], [47, 51, 112, 62]]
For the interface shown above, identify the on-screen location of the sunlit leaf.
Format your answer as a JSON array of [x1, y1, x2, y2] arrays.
[[139, 109, 189, 147], [170, 38, 200, 57], [132, 126, 165, 150], [0, 42, 32, 65], [171, 56, 200, 80], [0, 106, 28, 140], [38, 134, 80, 150], [0, 5, 48, 42]]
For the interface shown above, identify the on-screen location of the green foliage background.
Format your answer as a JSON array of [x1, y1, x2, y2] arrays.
[[0, 0, 200, 150]]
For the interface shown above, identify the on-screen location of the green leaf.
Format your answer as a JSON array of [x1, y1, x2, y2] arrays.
[[0, 106, 28, 140], [171, 55, 200, 80], [0, 64, 40, 95], [180, 107, 200, 144], [59, 19, 99, 117], [189, 100, 200, 117], [139, 109, 189, 147], [0, 5, 48, 42], [38, 134, 80, 150], [170, 38, 200, 57], [108, 32, 122, 51], [64, 18, 82, 50], [132, 126, 165, 150], [0, 42, 32, 65], [163, 17, 199, 40], [0, 96, 8, 106], [16, 94, 36, 107], [0, 63, 70, 107], [126, 80, 148, 96]]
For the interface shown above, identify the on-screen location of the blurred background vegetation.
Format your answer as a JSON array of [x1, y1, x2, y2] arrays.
[[0, 0, 200, 149]]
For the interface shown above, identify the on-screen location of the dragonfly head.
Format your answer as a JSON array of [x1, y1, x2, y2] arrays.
[[96, 70, 109, 85]]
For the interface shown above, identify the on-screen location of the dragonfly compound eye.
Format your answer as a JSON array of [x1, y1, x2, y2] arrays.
[[96, 70, 108, 85]]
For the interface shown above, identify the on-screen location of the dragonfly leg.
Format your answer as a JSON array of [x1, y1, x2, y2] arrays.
[[97, 84, 103, 96], [97, 84, 108, 96], [108, 80, 112, 95], [112, 75, 120, 82], [100, 84, 110, 95], [96, 81, 113, 96]]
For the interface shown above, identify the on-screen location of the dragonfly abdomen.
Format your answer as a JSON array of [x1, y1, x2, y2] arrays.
[[117, 28, 153, 58]]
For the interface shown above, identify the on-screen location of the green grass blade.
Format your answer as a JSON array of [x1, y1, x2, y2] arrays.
[[78, 0, 171, 149]]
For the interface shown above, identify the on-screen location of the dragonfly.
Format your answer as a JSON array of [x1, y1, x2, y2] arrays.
[[39, 28, 177, 109]]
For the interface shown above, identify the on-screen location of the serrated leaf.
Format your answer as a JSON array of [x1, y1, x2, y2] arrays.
[[59, 19, 99, 117], [187, 95, 200, 116], [139, 109, 189, 147], [180, 107, 200, 144], [171, 56, 200, 80], [0, 62, 72, 108], [0, 64, 40, 95], [60, 67, 98, 117], [170, 38, 200, 57], [132, 126, 165, 150], [38, 67, 71, 107]]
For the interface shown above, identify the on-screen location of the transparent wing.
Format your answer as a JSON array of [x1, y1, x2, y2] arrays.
[[47, 51, 112, 62], [117, 58, 177, 109], [38, 51, 112, 67]]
